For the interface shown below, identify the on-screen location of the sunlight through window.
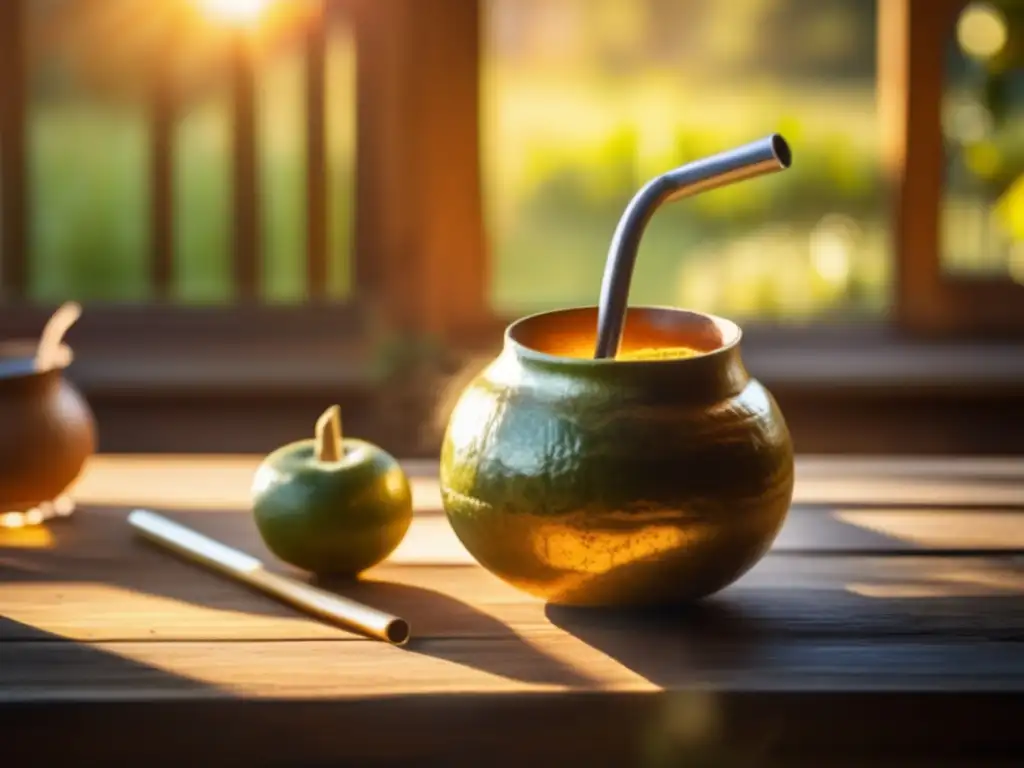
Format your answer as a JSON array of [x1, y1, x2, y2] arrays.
[[198, 0, 273, 25]]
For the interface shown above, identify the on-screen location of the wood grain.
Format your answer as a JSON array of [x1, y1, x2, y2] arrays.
[[4, 689, 1021, 767], [66, 454, 1024, 510], [3, 503, 1024, 643], [3, 455, 1024, 764], [6, 636, 1024, 701]]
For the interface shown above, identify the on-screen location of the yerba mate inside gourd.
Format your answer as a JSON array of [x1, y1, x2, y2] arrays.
[[507, 306, 733, 361], [615, 346, 702, 361]]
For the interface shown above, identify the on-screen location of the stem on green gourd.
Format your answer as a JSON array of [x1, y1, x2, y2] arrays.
[[315, 405, 343, 462]]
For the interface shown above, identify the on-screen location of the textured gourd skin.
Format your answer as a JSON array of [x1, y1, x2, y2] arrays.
[[440, 307, 794, 607], [252, 439, 413, 577]]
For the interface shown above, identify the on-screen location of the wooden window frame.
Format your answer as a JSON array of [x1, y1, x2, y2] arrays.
[[881, 0, 1024, 337], [1, 0, 1023, 406]]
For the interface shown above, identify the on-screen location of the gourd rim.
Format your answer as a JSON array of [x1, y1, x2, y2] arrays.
[[504, 305, 741, 367], [0, 340, 72, 381]]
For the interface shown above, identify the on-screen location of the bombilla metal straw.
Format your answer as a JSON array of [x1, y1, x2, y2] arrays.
[[593, 134, 792, 359]]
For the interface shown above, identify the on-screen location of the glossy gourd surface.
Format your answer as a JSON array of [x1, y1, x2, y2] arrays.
[[440, 307, 794, 607]]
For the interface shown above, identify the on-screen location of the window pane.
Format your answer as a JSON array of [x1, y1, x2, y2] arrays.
[[21, 0, 353, 306], [483, 0, 890, 322], [260, 44, 306, 304], [942, 0, 1024, 283], [28, 0, 151, 303], [326, 20, 355, 300], [175, 91, 232, 304]]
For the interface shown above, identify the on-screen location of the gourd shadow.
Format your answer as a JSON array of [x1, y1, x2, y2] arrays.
[[544, 597, 765, 689], [544, 598, 781, 764], [316, 576, 595, 687]]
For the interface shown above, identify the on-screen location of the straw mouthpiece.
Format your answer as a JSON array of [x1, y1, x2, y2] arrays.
[[592, 132, 793, 359], [387, 618, 411, 646], [769, 134, 792, 169]]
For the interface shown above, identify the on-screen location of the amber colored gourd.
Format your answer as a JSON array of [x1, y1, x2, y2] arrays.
[[440, 306, 794, 607], [0, 340, 96, 510]]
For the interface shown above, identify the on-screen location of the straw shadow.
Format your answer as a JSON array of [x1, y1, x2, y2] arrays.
[[1, 503, 591, 686], [0, 505, 310, 619], [316, 576, 594, 687]]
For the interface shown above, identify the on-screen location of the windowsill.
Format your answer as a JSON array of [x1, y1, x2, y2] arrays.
[[740, 326, 1024, 395], [66, 338, 376, 397], [61, 323, 1024, 398], [57, 322, 1024, 456]]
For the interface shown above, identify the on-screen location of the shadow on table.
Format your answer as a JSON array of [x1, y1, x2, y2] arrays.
[[0, 505, 295, 619], [0, 616, 214, 764], [0, 615, 211, 693], [545, 584, 1024, 764], [0, 504, 588, 687], [545, 580, 1024, 688], [316, 576, 594, 687]]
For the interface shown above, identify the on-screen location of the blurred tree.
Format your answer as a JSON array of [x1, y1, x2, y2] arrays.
[[486, 0, 876, 80]]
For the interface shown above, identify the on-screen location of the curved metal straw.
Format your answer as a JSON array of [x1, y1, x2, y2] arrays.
[[593, 134, 792, 359]]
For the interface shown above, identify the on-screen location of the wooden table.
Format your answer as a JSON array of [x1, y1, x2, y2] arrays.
[[2, 456, 1023, 766]]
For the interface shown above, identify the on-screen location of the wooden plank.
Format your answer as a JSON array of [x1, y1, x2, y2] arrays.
[[230, 31, 260, 301], [9, 500, 1024, 573], [3, 503, 1023, 642], [0, 0, 28, 299], [305, 1, 328, 300], [4, 636, 1023, 701], [63, 455, 1024, 511], [149, 58, 175, 298], [3, 689, 1021, 768], [352, 0, 488, 337], [65, 455, 443, 511], [795, 456, 1024, 479], [2, 553, 1023, 643], [3, 452, 1024, 763]]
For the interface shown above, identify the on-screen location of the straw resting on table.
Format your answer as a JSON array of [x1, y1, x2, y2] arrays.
[[127, 509, 410, 645]]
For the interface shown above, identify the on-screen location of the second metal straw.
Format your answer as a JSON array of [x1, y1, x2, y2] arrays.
[[593, 134, 792, 359]]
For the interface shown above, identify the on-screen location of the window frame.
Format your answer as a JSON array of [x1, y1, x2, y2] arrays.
[[2, 0, 1023, 406], [881, 0, 1024, 337]]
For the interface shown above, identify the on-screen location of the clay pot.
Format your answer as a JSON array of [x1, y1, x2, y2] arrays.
[[0, 340, 96, 510], [440, 306, 794, 607]]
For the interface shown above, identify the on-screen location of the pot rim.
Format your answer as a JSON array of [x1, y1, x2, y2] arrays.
[[504, 304, 741, 367], [0, 339, 73, 381]]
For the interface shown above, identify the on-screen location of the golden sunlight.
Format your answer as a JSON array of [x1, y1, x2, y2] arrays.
[[69, 455, 441, 512], [198, 0, 273, 24], [0, 525, 54, 549], [833, 509, 1024, 550], [957, 2, 1008, 60]]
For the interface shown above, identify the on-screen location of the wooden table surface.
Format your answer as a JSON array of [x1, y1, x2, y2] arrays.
[[3, 455, 1024, 766]]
